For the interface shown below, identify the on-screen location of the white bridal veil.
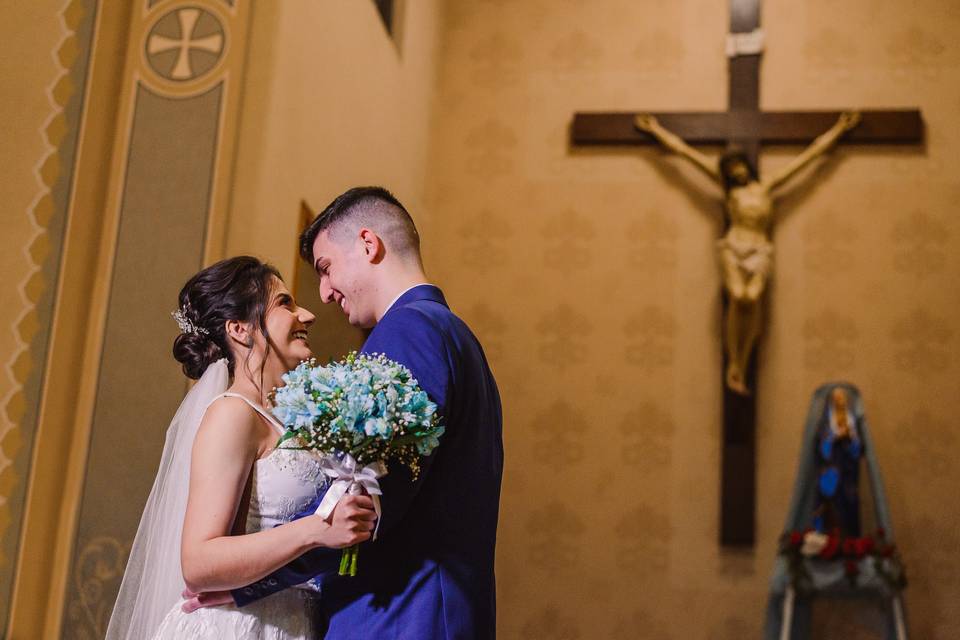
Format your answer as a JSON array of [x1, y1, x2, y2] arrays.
[[105, 359, 229, 639]]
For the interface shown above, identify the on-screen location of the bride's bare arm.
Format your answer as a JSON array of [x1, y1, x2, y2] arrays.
[[179, 398, 375, 593]]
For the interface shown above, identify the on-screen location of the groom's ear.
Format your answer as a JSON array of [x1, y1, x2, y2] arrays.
[[357, 228, 385, 264]]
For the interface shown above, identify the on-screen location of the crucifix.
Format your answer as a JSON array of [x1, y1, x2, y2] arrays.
[[571, 0, 923, 546]]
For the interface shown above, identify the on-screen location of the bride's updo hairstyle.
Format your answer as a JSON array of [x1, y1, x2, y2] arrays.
[[172, 256, 282, 380]]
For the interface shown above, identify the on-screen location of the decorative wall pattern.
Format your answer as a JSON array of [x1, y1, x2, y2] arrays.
[[464, 118, 519, 179], [535, 305, 590, 370], [467, 33, 523, 88], [525, 501, 585, 574], [801, 210, 859, 277], [611, 609, 675, 640], [620, 403, 673, 468], [615, 503, 671, 572], [625, 211, 679, 273], [420, 0, 960, 637], [463, 303, 508, 362], [802, 309, 858, 374], [0, 0, 97, 629], [146, 7, 225, 82], [891, 210, 949, 276], [458, 209, 514, 272], [66, 536, 129, 640], [542, 208, 595, 269], [891, 308, 952, 373], [624, 306, 676, 370], [520, 606, 580, 640], [530, 401, 588, 468]]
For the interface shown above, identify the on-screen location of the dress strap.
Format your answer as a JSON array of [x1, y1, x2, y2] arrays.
[[216, 392, 286, 435]]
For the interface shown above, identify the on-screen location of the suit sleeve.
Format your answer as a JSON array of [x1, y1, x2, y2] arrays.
[[232, 539, 340, 606], [232, 306, 452, 606]]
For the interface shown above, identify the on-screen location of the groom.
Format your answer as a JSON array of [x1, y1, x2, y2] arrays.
[[190, 186, 503, 638]]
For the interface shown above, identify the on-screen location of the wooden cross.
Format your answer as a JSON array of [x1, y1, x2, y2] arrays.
[[571, 0, 923, 546]]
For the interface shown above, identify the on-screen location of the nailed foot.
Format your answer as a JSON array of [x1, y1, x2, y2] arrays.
[[725, 365, 751, 396]]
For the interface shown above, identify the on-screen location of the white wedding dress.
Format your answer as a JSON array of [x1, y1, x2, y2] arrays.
[[151, 392, 328, 640]]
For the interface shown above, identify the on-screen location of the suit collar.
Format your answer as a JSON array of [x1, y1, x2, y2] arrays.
[[385, 284, 447, 315]]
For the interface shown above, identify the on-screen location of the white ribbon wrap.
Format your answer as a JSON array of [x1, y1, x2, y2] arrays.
[[315, 453, 386, 540]]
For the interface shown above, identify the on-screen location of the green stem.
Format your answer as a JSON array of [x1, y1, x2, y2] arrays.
[[349, 545, 359, 576], [338, 548, 350, 575], [338, 545, 360, 576]]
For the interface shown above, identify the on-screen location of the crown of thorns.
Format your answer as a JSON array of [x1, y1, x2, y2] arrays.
[[171, 307, 208, 336]]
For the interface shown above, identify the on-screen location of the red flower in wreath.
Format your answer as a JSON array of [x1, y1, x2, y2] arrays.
[[844, 559, 859, 577], [819, 534, 840, 560], [842, 538, 857, 556], [854, 537, 875, 557]]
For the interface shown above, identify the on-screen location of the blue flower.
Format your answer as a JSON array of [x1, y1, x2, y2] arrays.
[[416, 426, 444, 455], [271, 351, 444, 472], [294, 413, 315, 429]]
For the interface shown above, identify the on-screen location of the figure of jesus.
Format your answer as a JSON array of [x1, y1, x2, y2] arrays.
[[634, 111, 861, 394]]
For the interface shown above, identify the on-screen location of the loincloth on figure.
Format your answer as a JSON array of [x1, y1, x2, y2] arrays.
[[716, 235, 774, 278]]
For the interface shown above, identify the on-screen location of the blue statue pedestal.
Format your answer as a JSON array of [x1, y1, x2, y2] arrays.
[[764, 383, 908, 640]]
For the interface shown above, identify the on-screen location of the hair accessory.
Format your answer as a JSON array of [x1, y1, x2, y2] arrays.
[[172, 308, 209, 336]]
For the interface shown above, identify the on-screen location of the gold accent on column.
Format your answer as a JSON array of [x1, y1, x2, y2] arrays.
[[65, 537, 130, 637], [140, 1, 233, 97]]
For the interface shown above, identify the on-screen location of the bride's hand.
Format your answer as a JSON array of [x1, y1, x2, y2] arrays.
[[321, 494, 377, 548], [181, 586, 234, 613]]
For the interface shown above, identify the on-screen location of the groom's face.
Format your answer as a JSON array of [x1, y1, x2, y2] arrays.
[[312, 230, 376, 328]]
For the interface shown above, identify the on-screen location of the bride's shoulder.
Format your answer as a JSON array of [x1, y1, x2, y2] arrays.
[[195, 395, 262, 449]]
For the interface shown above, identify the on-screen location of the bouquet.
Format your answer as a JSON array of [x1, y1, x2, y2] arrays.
[[271, 352, 445, 575]]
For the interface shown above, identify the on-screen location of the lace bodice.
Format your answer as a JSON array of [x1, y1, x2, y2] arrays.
[[150, 393, 328, 640], [215, 392, 329, 533], [247, 446, 327, 532]]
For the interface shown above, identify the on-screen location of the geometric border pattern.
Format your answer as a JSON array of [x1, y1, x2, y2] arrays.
[[0, 0, 85, 577]]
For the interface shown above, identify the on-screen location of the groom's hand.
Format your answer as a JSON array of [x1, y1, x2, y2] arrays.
[[181, 586, 234, 613]]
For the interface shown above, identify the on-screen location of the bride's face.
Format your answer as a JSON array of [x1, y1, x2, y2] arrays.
[[261, 278, 316, 371]]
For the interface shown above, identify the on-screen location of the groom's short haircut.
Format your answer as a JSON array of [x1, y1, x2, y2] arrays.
[[300, 186, 421, 264]]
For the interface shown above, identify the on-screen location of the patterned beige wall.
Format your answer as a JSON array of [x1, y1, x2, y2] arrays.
[[226, 0, 441, 279], [414, 1, 960, 638]]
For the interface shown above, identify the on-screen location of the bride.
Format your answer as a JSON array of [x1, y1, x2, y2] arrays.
[[106, 256, 377, 639]]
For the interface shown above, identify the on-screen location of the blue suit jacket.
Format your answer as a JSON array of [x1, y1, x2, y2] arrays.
[[233, 285, 503, 639]]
